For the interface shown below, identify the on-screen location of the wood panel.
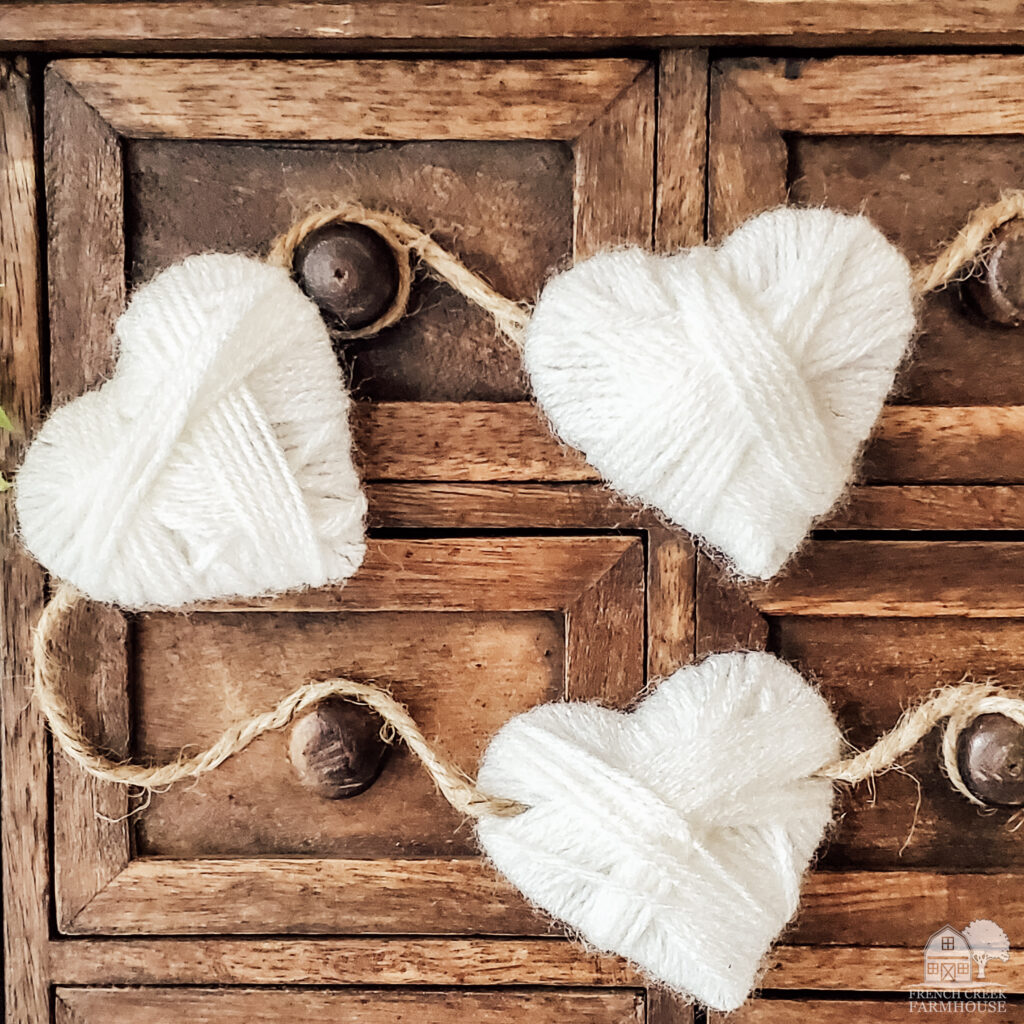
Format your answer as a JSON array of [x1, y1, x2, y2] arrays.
[[201, 537, 640, 612], [777, 616, 1024, 871], [48, 937, 643, 987], [68, 857, 548, 935], [352, 402, 1024, 483], [0, 56, 48, 1024], [40, 936, 1024, 993], [132, 611, 565, 857], [750, 541, 1024, 618], [51, 58, 648, 140], [54, 987, 645, 1024], [126, 138, 565, 403], [6, 2, 1024, 50], [57, 535, 645, 933], [364, 481, 1024, 532], [727, 55, 1024, 135], [764, 945, 1024, 992], [794, 871, 1024, 947]]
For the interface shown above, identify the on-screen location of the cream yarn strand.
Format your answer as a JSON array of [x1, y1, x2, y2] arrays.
[[29, 194, 1024, 816]]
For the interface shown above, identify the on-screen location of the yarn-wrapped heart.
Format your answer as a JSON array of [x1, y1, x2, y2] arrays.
[[475, 651, 841, 1011], [524, 208, 916, 579], [16, 253, 366, 608]]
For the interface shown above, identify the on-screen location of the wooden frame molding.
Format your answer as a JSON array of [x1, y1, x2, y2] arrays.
[[4, 3, 1024, 51], [53, 986, 648, 1024]]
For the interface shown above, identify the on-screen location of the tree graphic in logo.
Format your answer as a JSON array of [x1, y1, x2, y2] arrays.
[[962, 920, 1011, 980]]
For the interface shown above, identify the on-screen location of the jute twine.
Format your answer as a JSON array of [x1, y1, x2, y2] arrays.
[[267, 203, 532, 345], [271, 191, 1024, 346], [29, 193, 1024, 820]]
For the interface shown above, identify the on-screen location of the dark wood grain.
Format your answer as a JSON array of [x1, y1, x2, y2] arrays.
[[54, 986, 646, 1024], [0, 56, 49, 1024], [5, 2, 1024, 50]]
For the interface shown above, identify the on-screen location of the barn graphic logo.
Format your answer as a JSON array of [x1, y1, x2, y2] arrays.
[[923, 921, 1010, 985]]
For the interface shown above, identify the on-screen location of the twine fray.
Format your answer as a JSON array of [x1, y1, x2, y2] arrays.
[[30, 192, 1024, 820]]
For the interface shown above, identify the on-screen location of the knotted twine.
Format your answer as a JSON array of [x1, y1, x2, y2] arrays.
[[29, 191, 1024, 817]]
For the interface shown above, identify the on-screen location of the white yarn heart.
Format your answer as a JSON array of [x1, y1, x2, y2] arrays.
[[524, 208, 916, 579], [16, 253, 366, 608], [476, 651, 840, 1012]]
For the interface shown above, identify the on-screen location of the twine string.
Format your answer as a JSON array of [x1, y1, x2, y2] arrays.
[[33, 584, 523, 818], [268, 203, 532, 346], [912, 191, 1024, 295], [29, 194, 1024, 818], [32, 585, 1024, 816]]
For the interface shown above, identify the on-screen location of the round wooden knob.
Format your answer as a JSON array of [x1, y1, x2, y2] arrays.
[[961, 221, 1024, 327], [288, 697, 391, 799], [292, 221, 402, 332], [957, 713, 1024, 807]]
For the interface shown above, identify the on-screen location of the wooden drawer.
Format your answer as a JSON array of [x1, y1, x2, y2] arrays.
[[53, 987, 645, 1024]]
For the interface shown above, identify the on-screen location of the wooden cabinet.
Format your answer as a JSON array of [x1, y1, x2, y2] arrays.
[[3, 31, 1024, 1024]]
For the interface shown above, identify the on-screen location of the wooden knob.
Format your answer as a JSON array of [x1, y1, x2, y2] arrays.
[[957, 713, 1024, 807], [292, 221, 402, 333], [961, 221, 1024, 327], [288, 697, 391, 799]]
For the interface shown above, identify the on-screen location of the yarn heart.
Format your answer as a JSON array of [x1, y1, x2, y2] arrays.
[[524, 208, 916, 579], [476, 651, 840, 1012], [16, 253, 366, 608]]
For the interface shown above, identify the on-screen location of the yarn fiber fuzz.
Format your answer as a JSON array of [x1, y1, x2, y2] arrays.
[[476, 651, 841, 1012], [16, 253, 367, 608], [524, 207, 916, 579]]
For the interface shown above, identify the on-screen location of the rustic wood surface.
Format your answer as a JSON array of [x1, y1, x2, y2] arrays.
[[726, 55, 1024, 135], [3, 2, 1024, 50], [351, 402, 1024, 483], [47, 936, 644, 987], [701, 51, 1024, 973], [0, 56, 49, 1024], [52, 58, 649, 141], [9, 39, 1024, 1023], [54, 987, 646, 1024]]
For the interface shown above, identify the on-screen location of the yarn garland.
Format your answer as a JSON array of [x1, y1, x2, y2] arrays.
[[14, 193, 1024, 1013]]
